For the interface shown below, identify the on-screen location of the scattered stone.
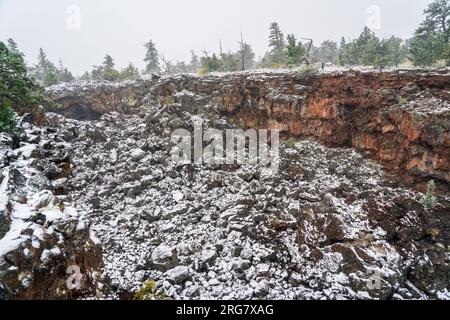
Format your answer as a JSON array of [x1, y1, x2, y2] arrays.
[[150, 244, 178, 271], [165, 266, 191, 284]]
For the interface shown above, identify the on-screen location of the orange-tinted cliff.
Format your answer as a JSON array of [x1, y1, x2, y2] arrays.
[[47, 69, 450, 188]]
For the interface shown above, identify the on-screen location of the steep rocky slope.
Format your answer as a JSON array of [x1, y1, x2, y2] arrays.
[[0, 116, 106, 299], [1, 69, 448, 300]]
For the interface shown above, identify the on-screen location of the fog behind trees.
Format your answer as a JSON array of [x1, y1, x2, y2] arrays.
[[0, 0, 434, 75]]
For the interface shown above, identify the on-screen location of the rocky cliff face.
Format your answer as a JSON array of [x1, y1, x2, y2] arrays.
[[0, 116, 106, 299], [47, 70, 450, 191], [29, 69, 449, 300]]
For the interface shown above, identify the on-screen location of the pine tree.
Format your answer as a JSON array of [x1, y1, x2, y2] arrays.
[[34, 48, 58, 87], [121, 62, 140, 80], [444, 43, 450, 64], [1, 41, 46, 132], [0, 101, 16, 133], [57, 60, 75, 83], [220, 52, 240, 71], [269, 22, 285, 52], [338, 37, 348, 65], [410, 0, 450, 66], [144, 40, 160, 74], [314, 40, 338, 64], [92, 54, 121, 81], [237, 43, 256, 70], [355, 27, 380, 66], [103, 54, 115, 69], [285, 35, 306, 66], [37, 48, 48, 69], [209, 53, 222, 71], [6, 38, 23, 56], [80, 71, 92, 81], [337, 28, 407, 67], [424, 0, 450, 38], [190, 51, 200, 73], [260, 22, 288, 67], [200, 52, 222, 73], [382, 37, 408, 67]]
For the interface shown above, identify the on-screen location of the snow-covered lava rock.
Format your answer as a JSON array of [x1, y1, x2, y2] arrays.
[[1, 70, 449, 300], [0, 116, 106, 299]]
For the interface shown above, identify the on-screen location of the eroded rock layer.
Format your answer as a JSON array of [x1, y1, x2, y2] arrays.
[[48, 70, 450, 189]]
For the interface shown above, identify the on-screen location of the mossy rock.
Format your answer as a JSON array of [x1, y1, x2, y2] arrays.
[[133, 280, 168, 300]]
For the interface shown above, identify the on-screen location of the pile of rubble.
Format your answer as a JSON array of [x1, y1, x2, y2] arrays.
[[49, 85, 449, 299], [0, 116, 105, 299]]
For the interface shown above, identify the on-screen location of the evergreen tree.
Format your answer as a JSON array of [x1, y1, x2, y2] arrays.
[[314, 40, 338, 64], [0, 41, 46, 132], [0, 101, 16, 133], [57, 60, 75, 83], [444, 43, 450, 64], [103, 54, 115, 69], [144, 40, 160, 74], [269, 22, 285, 52], [285, 34, 306, 65], [338, 37, 350, 65], [337, 28, 407, 67], [92, 54, 121, 81], [34, 48, 58, 87], [383, 37, 408, 67], [7, 38, 23, 56], [208, 53, 222, 71], [190, 51, 200, 73], [120, 62, 140, 80], [424, 0, 450, 38], [237, 43, 256, 70], [80, 71, 92, 81], [200, 52, 222, 73], [260, 22, 287, 67], [355, 27, 380, 65], [410, 0, 449, 66], [220, 52, 240, 71], [172, 61, 191, 74]]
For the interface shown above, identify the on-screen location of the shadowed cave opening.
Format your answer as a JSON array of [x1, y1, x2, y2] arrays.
[[54, 102, 103, 121]]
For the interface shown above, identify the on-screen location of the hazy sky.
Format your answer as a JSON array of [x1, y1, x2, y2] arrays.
[[0, 0, 434, 75]]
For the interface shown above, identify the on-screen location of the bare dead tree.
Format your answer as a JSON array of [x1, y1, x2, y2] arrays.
[[159, 54, 173, 74], [299, 37, 313, 66], [239, 32, 245, 71]]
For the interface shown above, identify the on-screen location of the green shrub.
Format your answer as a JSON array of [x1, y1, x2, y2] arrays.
[[0, 105, 16, 133], [423, 180, 438, 209], [398, 97, 408, 106], [297, 66, 319, 76], [133, 280, 167, 300], [286, 137, 296, 148]]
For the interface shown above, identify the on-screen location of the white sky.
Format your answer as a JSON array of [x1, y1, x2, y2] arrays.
[[0, 0, 434, 75]]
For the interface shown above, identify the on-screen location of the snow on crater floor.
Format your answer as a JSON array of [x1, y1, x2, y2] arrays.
[[44, 91, 449, 300]]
